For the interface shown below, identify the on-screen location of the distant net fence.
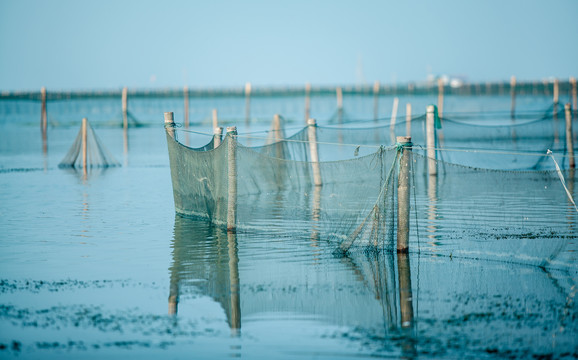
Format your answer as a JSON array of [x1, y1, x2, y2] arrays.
[[1, 78, 576, 128]]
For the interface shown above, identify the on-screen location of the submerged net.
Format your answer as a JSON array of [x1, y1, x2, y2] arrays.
[[59, 119, 120, 168]]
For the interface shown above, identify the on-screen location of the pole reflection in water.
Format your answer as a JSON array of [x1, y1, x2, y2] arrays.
[[168, 216, 241, 334], [397, 252, 417, 358], [168, 214, 419, 352], [427, 171, 440, 247]]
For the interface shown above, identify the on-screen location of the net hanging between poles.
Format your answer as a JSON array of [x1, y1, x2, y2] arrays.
[[59, 119, 120, 169], [166, 122, 402, 252]]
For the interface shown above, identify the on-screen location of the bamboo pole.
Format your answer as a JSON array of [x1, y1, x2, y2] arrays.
[[437, 78, 444, 119], [183, 86, 189, 128], [272, 114, 282, 141], [305, 82, 311, 123], [214, 126, 223, 148], [406, 103, 412, 137], [272, 114, 284, 158], [571, 77, 577, 116], [212, 108, 219, 129], [566, 104, 575, 168], [554, 78, 559, 105], [397, 136, 412, 253], [336, 87, 343, 125], [82, 117, 88, 176], [554, 79, 560, 144], [336, 87, 343, 110], [122, 86, 128, 130], [426, 105, 437, 176], [227, 126, 238, 232], [244, 82, 251, 125], [510, 76, 516, 119], [307, 118, 322, 186], [373, 81, 380, 121], [164, 112, 175, 139], [40, 87, 47, 154], [40, 86, 47, 132], [390, 97, 399, 144]]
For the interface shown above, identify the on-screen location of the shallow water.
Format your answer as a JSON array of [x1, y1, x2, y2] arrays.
[[0, 94, 577, 358]]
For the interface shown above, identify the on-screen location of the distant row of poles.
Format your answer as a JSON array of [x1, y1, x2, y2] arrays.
[[37, 77, 578, 128], [37, 77, 577, 154]]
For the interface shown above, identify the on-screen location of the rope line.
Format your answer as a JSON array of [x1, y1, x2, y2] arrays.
[[547, 150, 578, 212]]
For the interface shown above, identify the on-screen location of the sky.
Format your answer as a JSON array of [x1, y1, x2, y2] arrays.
[[0, 0, 576, 91]]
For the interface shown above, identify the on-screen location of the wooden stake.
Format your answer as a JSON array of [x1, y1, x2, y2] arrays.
[[570, 77, 577, 116], [164, 112, 175, 139], [40, 87, 47, 154], [272, 114, 285, 158], [426, 105, 437, 176], [373, 81, 380, 121], [397, 136, 412, 253], [566, 104, 575, 168], [214, 126, 223, 148], [307, 118, 322, 186], [510, 76, 516, 119], [122, 87, 128, 130], [336, 87, 343, 110], [244, 82, 251, 125], [227, 126, 238, 232], [40, 86, 47, 133], [553, 78, 559, 104], [212, 108, 218, 129], [390, 97, 399, 144], [272, 114, 282, 141], [406, 103, 412, 137], [437, 78, 444, 119], [183, 86, 189, 128], [305, 82, 311, 123], [82, 117, 88, 174], [554, 79, 560, 143]]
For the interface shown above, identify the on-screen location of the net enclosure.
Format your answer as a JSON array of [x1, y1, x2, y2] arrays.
[[165, 103, 577, 266], [165, 113, 408, 253]]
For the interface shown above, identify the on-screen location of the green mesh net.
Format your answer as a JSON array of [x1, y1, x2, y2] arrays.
[[165, 102, 577, 264], [166, 122, 402, 252]]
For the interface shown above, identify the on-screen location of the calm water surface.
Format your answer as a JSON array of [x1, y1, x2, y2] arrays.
[[0, 95, 577, 359]]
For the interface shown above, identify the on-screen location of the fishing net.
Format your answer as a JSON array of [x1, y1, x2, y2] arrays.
[[166, 123, 402, 252], [166, 100, 577, 264], [59, 119, 120, 168], [411, 152, 577, 269]]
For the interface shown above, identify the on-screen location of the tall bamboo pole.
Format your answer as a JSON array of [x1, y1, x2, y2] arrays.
[[305, 82, 311, 123], [396, 136, 412, 253], [566, 104, 575, 168], [183, 86, 189, 128], [426, 105, 437, 176], [307, 118, 322, 186], [510, 76, 517, 119], [227, 126, 238, 232]]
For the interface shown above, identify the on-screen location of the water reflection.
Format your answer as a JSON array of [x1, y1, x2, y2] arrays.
[[169, 216, 241, 335], [168, 215, 416, 343]]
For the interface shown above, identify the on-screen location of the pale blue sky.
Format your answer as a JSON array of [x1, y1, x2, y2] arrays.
[[0, 0, 576, 91]]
